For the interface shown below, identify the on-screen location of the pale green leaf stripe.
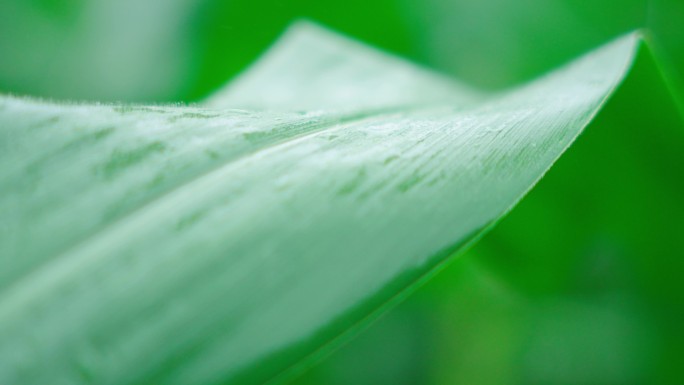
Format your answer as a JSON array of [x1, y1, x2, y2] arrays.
[[0, 23, 637, 385]]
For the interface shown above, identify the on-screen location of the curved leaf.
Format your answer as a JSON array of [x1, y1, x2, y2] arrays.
[[0, 23, 638, 385]]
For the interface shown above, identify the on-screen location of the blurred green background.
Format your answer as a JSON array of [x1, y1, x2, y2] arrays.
[[2, 0, 683, 384]]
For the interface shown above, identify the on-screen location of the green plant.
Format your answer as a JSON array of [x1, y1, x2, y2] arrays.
[[4, 21, 681, 384]]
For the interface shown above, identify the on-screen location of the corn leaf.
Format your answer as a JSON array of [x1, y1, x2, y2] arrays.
[[0, 23, 639, 385]]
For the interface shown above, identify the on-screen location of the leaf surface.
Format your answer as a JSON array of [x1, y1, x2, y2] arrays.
[[0, 23, 638, 385]]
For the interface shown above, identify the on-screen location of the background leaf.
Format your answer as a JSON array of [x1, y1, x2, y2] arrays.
[[2, 0, 682, 101]]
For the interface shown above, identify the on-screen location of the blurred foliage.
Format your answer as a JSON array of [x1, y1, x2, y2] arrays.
[[1, 0, 683, 384], [2, 0, 682, 100]]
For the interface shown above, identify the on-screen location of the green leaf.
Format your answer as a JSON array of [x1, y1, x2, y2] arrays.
[[0, 23, 638, 385]]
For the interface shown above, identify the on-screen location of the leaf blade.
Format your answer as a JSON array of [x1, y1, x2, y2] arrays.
[[0, 24, 639, 385]]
